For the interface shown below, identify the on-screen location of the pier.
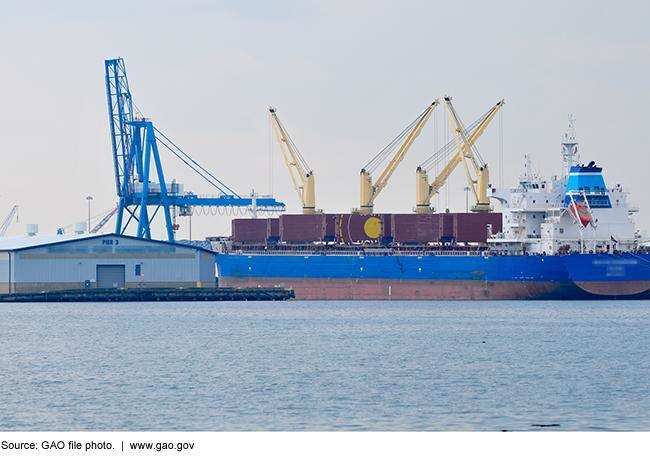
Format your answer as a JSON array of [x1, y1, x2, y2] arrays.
[[0, 287, 295, 303]]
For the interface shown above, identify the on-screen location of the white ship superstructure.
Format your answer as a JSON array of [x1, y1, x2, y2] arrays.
[[488, 116, 639, 255]]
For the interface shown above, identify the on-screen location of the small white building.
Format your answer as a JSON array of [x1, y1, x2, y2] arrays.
[[0, 233, 215, 293]]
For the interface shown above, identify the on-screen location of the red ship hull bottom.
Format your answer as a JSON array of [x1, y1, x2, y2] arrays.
[[573, 280, 650, 296], [218, 277, 650, 300]]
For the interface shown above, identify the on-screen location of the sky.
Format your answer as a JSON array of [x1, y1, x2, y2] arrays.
[[0, 0, 648, 240]]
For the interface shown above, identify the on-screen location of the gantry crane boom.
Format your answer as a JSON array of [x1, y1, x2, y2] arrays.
[[359, 99, 439, 215], [268, 107, 318, 214], [0, 205, 18, 237], [415, 97, 504, 213]]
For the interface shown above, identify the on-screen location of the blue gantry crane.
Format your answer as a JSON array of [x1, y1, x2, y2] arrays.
[[105, 58, 285, 242]]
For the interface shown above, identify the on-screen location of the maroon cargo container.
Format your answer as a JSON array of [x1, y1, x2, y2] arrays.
[[324, 214, 338, 241], [391, 214, 441, 244], [266, 218, 280, 241], [279, 214, 326, 242], [441, 213, 454, 239], [453, 213, 502, 243], [232, 218, 268, 243], [381, 214, 393, 239], [334, 214, 389, 243]]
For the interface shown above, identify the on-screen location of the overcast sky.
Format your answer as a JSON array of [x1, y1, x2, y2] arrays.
[[0, 0, 648, 239]]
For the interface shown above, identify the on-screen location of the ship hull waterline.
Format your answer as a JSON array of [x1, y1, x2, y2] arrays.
[[217, 276, 650, 300]]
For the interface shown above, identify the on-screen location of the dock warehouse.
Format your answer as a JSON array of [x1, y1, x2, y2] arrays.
[[0, 233, 216, 293]]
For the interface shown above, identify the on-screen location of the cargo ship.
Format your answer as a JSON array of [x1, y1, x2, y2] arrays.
[[213, 118, 650, 300]]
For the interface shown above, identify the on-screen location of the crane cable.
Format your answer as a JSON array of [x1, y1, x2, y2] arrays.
[[419, 118, 480, 172], [268, 116, 274, 194], [362, 105, 431, 174], [130, 99, 242, 197], [58, 206, 117, 232], [455, 112, 487, 167], [418, 106, 494, 172], [183, 206, 279, 218], [273, 115, 312, 174], [499, 109, 504, 187], [154, 127, 241, 197], [128, 90, 281, 220], [433, 108, 439, 211]]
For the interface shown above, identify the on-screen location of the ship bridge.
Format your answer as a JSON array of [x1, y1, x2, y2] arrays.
[[563, 162, 612, 209]]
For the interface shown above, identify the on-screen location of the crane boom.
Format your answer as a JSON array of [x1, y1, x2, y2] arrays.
[[269, 107, 318, 214], [359, 99, 439, 215], [90, 205, 119, 233], [105, 58, 134, 198], [415, 97, 504, 213], [0, 205, 18, 237]]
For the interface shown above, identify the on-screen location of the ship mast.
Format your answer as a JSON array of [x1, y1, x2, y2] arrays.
[[561, 114, 579, 177]]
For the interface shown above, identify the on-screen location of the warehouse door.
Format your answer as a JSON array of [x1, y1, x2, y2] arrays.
[[96, 265, 126, 289]]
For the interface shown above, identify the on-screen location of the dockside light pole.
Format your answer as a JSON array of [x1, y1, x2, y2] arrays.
[[86, 196, 93, 233]]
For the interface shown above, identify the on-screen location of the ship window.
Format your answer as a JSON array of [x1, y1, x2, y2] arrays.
[[135, 264, 142, 276], [533, 200, 536, 203], [533, 215, 536, 219], [559, 228, 564, 234]]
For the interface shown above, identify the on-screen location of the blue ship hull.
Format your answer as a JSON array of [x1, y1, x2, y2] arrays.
[[216, 252, 650, 300]]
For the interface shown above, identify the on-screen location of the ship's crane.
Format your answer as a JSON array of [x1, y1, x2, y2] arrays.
[[358, 100, 439, 215], [268, 107, 318, 214], [90, 205, 119, 233], [105, 58, 285, 241], [0, 205, 18, 237], [415, 97, 504, 213]]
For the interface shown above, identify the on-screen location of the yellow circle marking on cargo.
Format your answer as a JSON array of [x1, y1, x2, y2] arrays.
[[364, 217, 382, 239]]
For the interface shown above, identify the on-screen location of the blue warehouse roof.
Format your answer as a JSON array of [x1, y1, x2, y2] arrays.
[[0, 233, 215, 254]]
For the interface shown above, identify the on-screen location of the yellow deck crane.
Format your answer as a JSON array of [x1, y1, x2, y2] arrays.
[[269, 107, 319, 214], [358, 99, 439, 215], [415, 97, 504, 213]]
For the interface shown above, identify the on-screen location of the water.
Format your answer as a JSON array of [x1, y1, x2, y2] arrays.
[[1, 300, 649, 431]]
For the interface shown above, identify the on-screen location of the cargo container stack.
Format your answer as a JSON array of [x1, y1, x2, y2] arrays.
[[230, 212, 502, 247]]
